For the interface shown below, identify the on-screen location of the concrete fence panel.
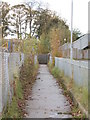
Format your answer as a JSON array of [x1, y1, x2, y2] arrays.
[[0, 52, 24, 114], [55, 57, 88, 87]]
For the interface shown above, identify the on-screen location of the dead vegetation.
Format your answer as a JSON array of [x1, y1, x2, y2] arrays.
[[19, 55, 39, 117]]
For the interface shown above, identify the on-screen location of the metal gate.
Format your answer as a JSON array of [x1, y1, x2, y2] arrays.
[[38, 54, 49, 64]]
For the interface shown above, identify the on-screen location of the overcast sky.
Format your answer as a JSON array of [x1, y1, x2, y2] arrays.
[[2, 0, 90, 34]]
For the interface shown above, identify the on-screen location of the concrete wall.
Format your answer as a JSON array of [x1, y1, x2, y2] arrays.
[[54, 57, 88, 87], [0, 52, 24, 114], [0, 52, 2, 114], [34, 55, 38, 64]]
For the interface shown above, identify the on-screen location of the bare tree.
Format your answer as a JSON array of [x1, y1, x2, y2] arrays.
[[25, 0, 39, 38], [0, 1, 10, 38], [8, 4, 27, 39]]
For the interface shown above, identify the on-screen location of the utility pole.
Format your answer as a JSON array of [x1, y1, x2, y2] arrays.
[[71, 0, 73, 61], [0, 6, 2, 43]]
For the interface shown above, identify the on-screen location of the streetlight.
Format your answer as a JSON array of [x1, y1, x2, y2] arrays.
[[71, 0, 73, 61], [64, 38, 66, 44]]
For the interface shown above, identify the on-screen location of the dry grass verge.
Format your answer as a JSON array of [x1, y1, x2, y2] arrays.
[[2, 55, 39, 118], [48, 61, 88, 118]]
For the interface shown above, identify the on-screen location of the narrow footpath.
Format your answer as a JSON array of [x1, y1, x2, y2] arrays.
[[25, 65, 72, 118]]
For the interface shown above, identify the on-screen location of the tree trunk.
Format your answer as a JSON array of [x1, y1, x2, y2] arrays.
[[20, 23, 22, 39], [30, 20, 31, 38], [25, 20, 27, 39], [29, 8, 32, 38]]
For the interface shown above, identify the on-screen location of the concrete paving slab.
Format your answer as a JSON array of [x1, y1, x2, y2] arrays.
[[25, 65, 72, 118]]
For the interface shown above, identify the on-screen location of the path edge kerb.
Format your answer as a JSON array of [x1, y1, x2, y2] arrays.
[[59, 78, 88, 118]]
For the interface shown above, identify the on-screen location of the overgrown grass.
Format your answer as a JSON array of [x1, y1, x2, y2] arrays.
[[72, 86, 88, 111], [3, 97, 21, 118], [63, 75, 88, 111], [3, 73, 23, 118], [48, 61, 88, 117], [15, 76, 23, 100], [48, 61, 64, 78], [3, 56, 39, 118], [52, 67, 60, 78]]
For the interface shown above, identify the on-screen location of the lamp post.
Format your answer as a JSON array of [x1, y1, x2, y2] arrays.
[[0, 7, 2, 41], [71, 0, 73, 61], [70, 0, 73, 81], [64, 38, 66, 44]]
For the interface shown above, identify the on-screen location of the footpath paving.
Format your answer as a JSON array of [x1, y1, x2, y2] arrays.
[[0, 52, 2, 117], [25, 64, 72, 118]]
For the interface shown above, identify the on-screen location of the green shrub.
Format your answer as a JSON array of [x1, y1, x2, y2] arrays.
[[48, 61, 53, 69], [51, 67, 60, 78], [3, 74, 23, 118], [48, 61, 64, 79]]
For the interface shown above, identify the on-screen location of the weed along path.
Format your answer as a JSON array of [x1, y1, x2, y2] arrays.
[[25, 65, 72, 118]]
